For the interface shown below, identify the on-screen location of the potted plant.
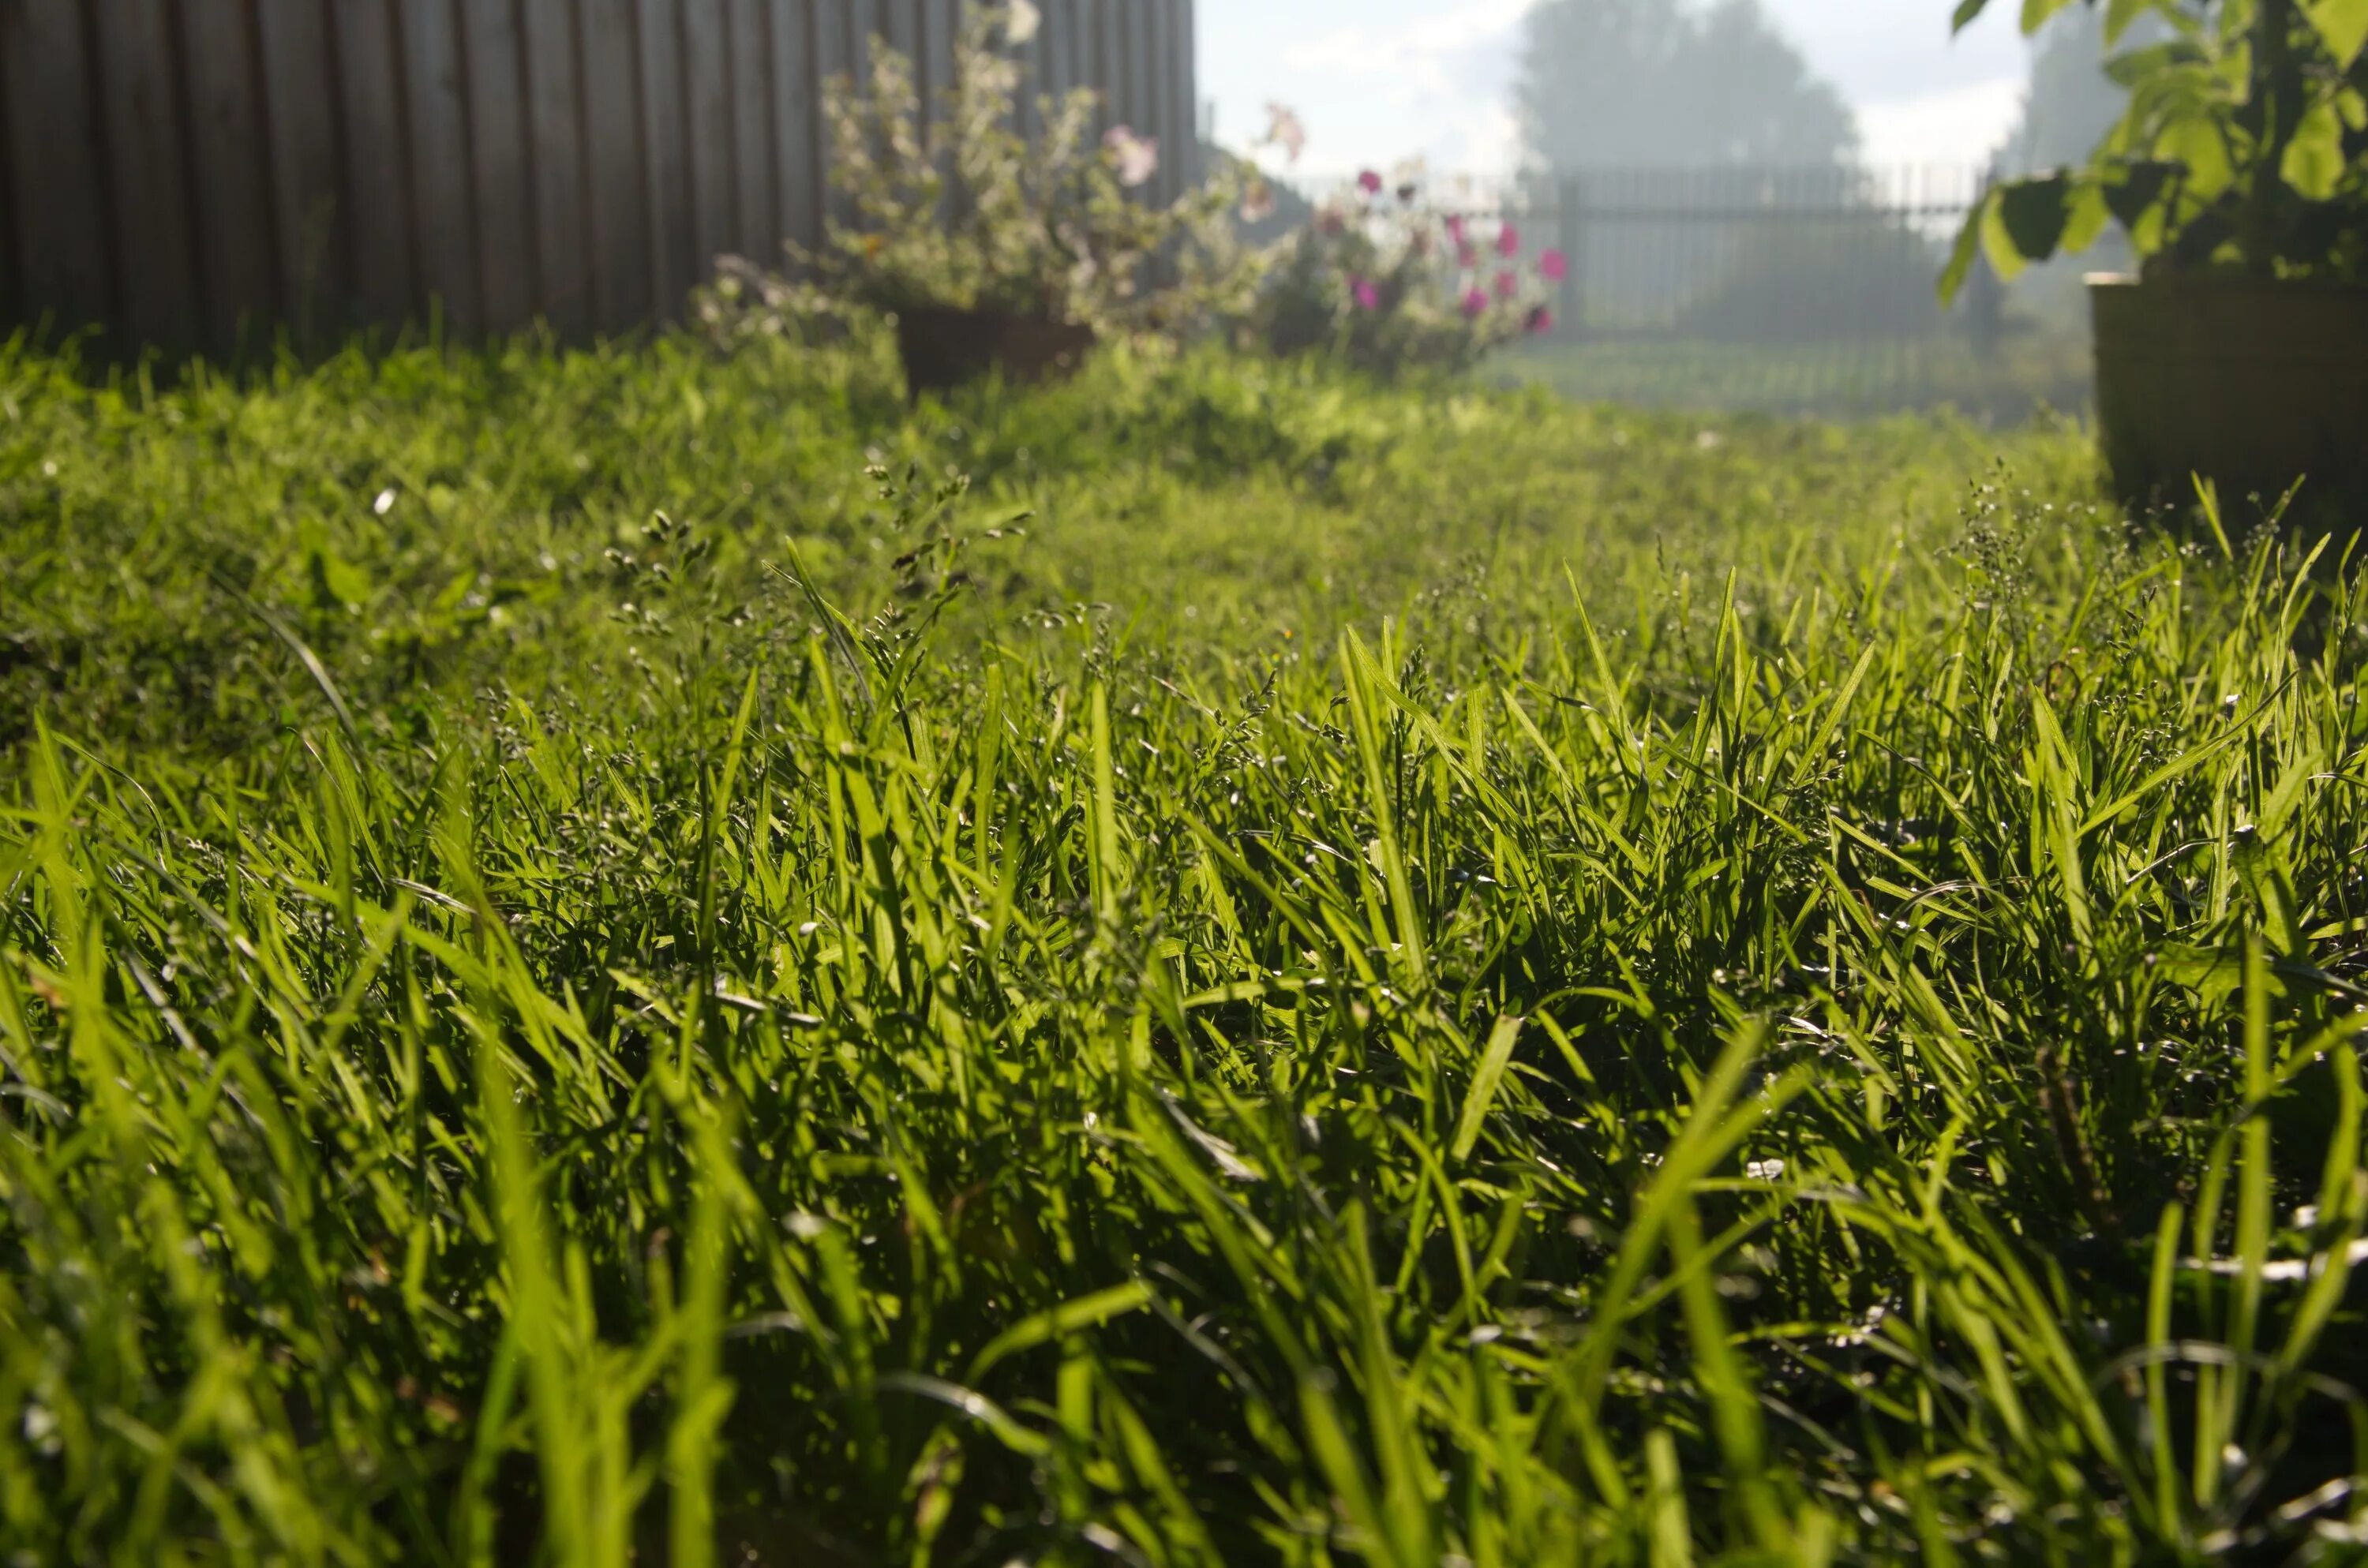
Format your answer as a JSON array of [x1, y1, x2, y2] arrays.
[[800, 5, 1257, 399], [1943, 0, 2368, 506]]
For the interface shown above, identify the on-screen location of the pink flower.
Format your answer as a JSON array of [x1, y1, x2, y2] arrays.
[[1351, 277, 1381, 311], [1357, 169, 1384, 196], [1103, 125, 1160, 188], [1539, 248, 1569, 282], [1525, 305, 1554, 335], [1494, 270, 1518, 299], [1457, 244, 1478, 270], [1497, 223, 1520, 257], [1445, 215, 1467, 246], [1461, 288, 1487, 319]]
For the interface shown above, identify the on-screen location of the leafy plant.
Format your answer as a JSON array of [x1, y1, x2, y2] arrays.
[[1943, 0, 2368, 294], [725, 4, 1260, 336], [1245, 124, 1563, 379]]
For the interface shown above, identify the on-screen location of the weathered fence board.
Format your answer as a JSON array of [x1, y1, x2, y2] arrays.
[[729, 0, 775, 264], [770, 0, 821, 253], [582, 0, 654, 329], [181, 2, 279, 352], [256, 0, 344, 336], [462, 2, 539, 331], [329, 0, 418, 329], [2, 1, 112, 332], [97, 0, 201, 348], [3, 0, 1201, 352], [403, 0, 483, 337], [523, 0, 594, 337], [680, 0, 736, 283]]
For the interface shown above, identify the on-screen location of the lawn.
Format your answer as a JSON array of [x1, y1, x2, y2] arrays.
[[4, 328, 2366, 1565], [1500, 332, 2096, 424]]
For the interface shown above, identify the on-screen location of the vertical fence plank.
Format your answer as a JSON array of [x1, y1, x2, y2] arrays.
[[812, 0, 852, 230], [1182, 0, 1201, 186], [636, 0, 692, 317], [1178, 0, 1196, 185], [728, 0, 774, 262], [328, 0, 417, 331], [98, 0, 203, 349], [681, 0, 733, 278], [1037, 0, 1070, 106], [842, 0, 874, 70], [0, 21, 16, 327], [521, 0, 592, 335], [1126, 0, 1152, 147], [581, 0, 653, 328], [255, 0, 344, 340], [877, 0, 912, 72], [920, 0, 951, 113], [770, 0, 819, 253], [1, 0, 114, 335], [1150, 0, 1175, 202], [463, 2, 538, 330], [182, 0, 279, 353], [399, 0, 481, 337], [1093, 0, 1118, 133]]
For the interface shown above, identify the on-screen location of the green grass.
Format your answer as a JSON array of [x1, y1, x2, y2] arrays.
[[1501, 333, 2095, 424], [4, 327, 2368, 1565]]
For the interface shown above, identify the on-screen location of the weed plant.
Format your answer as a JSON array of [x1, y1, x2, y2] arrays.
[[3, 331, 2366, 1563]]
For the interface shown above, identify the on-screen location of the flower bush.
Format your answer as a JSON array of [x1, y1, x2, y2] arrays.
[[1241, 112, 1564, 380], [701, 5, 1261, 343]]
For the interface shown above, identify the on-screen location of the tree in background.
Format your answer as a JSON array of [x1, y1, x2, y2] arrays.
[[1998, 4, 2145, 174], [1516, 0, 1857, 170]]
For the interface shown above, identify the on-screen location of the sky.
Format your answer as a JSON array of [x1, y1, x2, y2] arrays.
[[1198, 0, 2033, 179]]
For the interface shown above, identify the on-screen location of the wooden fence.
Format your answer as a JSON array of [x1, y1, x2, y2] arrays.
[[0, 0, 1200, 354]]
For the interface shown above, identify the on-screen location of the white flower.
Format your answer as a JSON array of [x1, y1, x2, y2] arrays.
[[1006, 0, 1041, 45], [1263, 103, 1307, 165], [1239, 178, 1277, 223], [1103, 125, 1159, 188]]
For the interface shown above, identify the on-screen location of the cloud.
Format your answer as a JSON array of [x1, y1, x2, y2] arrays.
[[1279, 0, 1530, 103], [1856, 74, 2026, 167]]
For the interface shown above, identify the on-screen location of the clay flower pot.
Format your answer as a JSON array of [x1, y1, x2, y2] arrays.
[[893, 308, 1097, 399], [2089, 274, 2368, 508]]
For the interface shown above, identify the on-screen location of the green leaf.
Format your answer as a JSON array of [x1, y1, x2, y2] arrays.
[[2021, 0, 2080, 33], [1980, 200, 2033, 282], [2305, 0, 2368, 67], [1953, 0, 1994, 34], [2104, 160, 2177, 230], [1999, 175, 2074, 261], [2061, 181, 2112, 253], [964, 1282, 1154, 1383], [1938, 199, 1990, 302], [2157, 110, 2233, 200], [1451, 1016, 1525, 1163], [2282, 99, 2347, 200]]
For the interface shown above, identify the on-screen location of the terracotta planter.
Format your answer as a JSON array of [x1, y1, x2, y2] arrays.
[[2089, 274, 2368, 508], [893, 308, 1096, 399]]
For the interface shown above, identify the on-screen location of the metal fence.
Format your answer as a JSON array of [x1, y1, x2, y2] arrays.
[[1534, 166, 1989, 345], [1291, 163, 2087, 417], [0, 0, 1200, 354]]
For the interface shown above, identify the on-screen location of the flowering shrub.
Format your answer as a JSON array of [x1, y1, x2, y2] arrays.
[[1241, 111, 1562, 380], [703, 5, 1260, 343]]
